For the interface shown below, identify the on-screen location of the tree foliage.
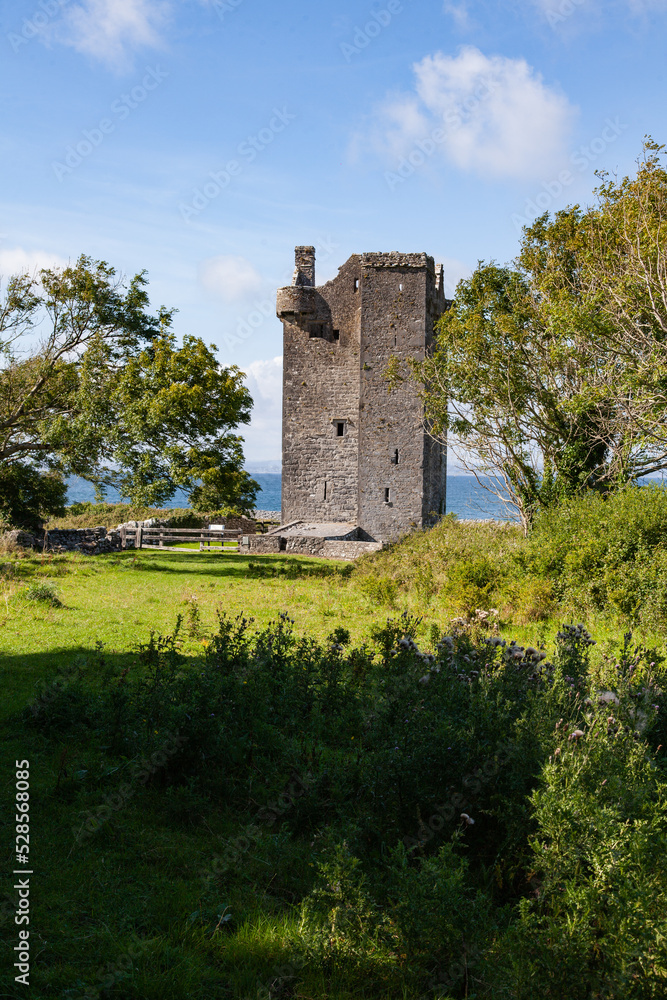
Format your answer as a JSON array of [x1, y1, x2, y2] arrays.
[[0, 256, 258, 516], [402, 139, 667, 530], [0, 462, 67, 529]]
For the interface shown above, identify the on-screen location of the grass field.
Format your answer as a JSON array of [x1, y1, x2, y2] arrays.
[[3, 503, 667, 998], [3, 510, 665, 716], [0, 545, 464, 999], [0, 549, 357, 718]]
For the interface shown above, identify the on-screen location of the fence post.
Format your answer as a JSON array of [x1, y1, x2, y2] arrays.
[[120, 526, 127, 550], [137, 526, 143, 550]]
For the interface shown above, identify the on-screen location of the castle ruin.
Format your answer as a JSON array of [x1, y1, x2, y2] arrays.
[[276, 246, 447, 546]]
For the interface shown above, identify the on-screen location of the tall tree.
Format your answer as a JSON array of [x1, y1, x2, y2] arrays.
[[0, 256, 258, 516], [397, 140, 667, 531]]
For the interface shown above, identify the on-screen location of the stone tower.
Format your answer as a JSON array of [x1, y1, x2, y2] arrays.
[[277, 246, 447, 542]]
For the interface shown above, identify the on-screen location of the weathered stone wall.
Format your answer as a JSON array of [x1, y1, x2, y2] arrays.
[[222, 516, 257, 533], [357, 255, 430, 541], [320, 540, 383, 560], [245, 533, 383, 560], [4, 526, 123, 555], [3, 513, 257, 556], [247, 535, 285, 553], [280, 253, 362, 524], [278, 247, 447, 542], [422, 262, 447, 524]]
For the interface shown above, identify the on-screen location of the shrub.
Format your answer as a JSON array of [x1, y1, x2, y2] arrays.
[[21, 607, 667, 998], [359, 574, 399, 607], [0, 462, 67, 529], [503, 724, 667, 999], [444, 555, 499, 615], [23, 581, 63, 607]]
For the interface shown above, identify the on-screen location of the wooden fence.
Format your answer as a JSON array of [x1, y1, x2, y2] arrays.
[[119, 526, 243, 551]]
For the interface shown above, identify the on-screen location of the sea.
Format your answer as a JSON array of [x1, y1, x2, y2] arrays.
[[65, 473, 512, 521]]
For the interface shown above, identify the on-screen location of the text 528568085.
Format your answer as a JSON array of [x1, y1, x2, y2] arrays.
[[14, 760, 31, 986]]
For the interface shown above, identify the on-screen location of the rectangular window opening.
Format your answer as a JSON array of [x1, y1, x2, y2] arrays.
[[336, 421, 345, 437], [333, 329, 340, 341], [384, 488, 391, 503], [323, 482, 327, 500], [399, 282, 403, 292], [354, 278, 359, 292], [392, 449, 399, 465]]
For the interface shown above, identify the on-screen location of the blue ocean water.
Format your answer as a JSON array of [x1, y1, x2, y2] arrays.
[[65, 473, 508, 520]]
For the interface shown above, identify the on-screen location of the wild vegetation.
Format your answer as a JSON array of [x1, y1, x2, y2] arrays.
[[4, 142, 667, 998], [2, 485, 667, 998], [0, 256, 258, 529], [391, 141, 667, 529]]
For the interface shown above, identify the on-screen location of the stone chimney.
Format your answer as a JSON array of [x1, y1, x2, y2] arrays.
[[293, 246, 316, 287]]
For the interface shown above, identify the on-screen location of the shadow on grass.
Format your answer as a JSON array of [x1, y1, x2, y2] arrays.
[[104, 550, 342, 580], [0, 647, 146, 722]]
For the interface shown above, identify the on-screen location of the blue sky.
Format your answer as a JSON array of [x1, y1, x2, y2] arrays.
[[1, 0, 665, 462]]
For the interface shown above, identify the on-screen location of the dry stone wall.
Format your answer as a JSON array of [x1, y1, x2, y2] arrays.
[[3, 514, 258, 555], [245, 533, 383, 560]]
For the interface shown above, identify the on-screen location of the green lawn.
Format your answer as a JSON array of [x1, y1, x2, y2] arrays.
[[1, 549, 369, 653], [2, 528, 667, 999], [0, 548, 463, 1000], [0, 548, 392, 724]]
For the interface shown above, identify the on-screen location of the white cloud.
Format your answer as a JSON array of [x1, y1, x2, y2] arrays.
[[241, 356, 283, 462], [443, 1, 471, 28], [56, 0, 169, 71], [367, 46, 577, 180], [0, 247, 68, 279], [198, 255, 264, 303]]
